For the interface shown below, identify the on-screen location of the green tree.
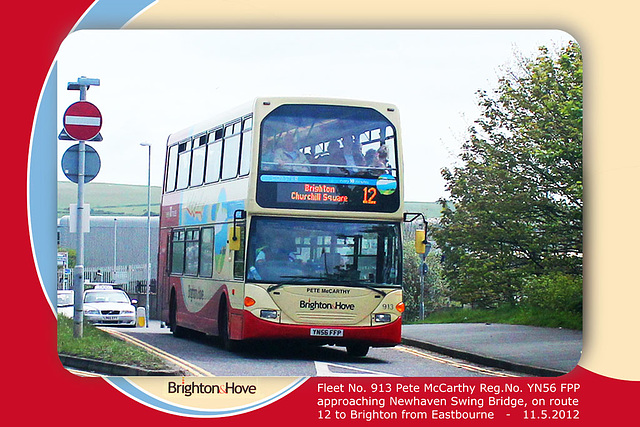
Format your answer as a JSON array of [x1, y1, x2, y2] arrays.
[[402, 224, 450, 321], [433, 42, 582, 307]]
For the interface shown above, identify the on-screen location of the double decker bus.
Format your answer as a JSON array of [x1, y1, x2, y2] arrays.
[[158, 97, 405, 357]]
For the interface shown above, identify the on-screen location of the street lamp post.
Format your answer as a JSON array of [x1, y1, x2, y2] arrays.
[[113, 217, 117, 280], [140, 143, 151, 328]]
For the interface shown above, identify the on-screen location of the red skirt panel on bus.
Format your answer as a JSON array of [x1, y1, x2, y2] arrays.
[[239, 310, 402, 347]]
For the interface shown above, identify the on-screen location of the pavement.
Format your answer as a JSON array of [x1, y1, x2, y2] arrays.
[[401, 323, 583, 377]]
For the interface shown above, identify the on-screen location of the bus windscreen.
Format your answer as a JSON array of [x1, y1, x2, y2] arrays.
[[247, 217, 401, 287], [257, 104, 400, 212]]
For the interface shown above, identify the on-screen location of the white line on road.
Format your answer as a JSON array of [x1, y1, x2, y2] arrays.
[[315, 361, 397, 377]]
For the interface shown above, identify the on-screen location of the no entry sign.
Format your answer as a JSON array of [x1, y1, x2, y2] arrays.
[[63, 101, 102, 141]]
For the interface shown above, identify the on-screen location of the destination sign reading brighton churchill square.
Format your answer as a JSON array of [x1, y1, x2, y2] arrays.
[[268, 174, 399, 212]]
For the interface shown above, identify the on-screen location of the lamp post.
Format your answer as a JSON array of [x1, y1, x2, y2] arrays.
[[140, 143, 151, 328], [113, 217, 117, 280]]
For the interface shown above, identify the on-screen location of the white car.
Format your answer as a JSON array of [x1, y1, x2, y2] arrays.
[[57, 290, 74, 318], [83, 285, 137, 327]]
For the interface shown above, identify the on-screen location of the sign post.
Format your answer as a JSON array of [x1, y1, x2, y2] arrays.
[[63, 77, 101, 339]]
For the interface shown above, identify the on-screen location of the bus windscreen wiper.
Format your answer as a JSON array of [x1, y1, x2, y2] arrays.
[[335, 279, 389, 297]]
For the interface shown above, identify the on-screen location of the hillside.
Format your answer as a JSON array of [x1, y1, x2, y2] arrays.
[[58, 181, 445, 219], [58, 181, 161, 218], [404, 201, 446, 219]]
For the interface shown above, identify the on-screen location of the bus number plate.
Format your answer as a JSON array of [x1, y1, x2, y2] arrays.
[[311, 328, 344, 337]]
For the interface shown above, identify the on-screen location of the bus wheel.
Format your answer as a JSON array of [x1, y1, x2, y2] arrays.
[[169, 291, 186, 338], [218, 298, 239, 352], [346, 344, 369, 357]]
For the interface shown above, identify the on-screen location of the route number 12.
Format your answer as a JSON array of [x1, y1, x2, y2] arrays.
[[363, 187, 378, 205]]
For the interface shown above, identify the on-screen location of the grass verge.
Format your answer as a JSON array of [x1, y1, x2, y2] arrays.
[[408, 306, 582, 330], [57, 316, 171, 371]]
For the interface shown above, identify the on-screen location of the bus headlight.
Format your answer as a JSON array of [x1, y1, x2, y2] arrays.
[[374, 313, 391, 323], [260, 310, 278, 319]]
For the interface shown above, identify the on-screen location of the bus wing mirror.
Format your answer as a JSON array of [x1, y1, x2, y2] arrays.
[[228, 209, 246, 251], [415, 229, 426, 254], [404, 211, 431, 255], [228, 226, 242, 251]]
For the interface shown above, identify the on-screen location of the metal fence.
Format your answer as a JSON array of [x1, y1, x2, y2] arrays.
[[57, 264, 157, 295]]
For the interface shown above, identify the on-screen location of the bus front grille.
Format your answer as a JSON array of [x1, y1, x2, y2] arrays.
[[295, 312, 359, 324]]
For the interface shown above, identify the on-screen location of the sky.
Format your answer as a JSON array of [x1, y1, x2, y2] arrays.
[[56, 30, 575, 202]]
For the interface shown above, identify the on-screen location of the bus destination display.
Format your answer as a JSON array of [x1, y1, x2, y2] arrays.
[[258, 173, 399, 212]]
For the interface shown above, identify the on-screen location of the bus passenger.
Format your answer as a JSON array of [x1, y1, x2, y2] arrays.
[[364, 148, 378, 166], [342, 135, 365, 173], [261, 137, 278, 170], [319, 140, 347, 174], [377, 144, 391, 171], [272, 132, 309, 172], [365, 147, 388, 176]]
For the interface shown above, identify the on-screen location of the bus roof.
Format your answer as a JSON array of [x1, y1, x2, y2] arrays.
[[166, 97, 398, 146], [167, 99, 255, 146]]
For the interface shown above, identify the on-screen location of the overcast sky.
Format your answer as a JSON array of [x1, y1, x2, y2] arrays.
[[56, 30, 575, 202]]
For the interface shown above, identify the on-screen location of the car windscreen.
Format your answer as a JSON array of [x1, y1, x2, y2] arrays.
[[84, 291, 130, 304]]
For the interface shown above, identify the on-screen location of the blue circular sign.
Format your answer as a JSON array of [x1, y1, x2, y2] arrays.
[[61, 143, 101, 183]]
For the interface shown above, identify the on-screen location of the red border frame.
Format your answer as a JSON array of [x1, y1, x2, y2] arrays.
[[7, 2, 639, 425]]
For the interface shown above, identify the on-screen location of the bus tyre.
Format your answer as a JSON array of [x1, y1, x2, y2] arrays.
[[346, 344, 369, 357], [169, 292, 186, 338], [219, 298, 240, 352]]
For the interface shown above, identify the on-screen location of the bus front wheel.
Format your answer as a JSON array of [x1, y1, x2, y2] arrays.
[[346, 344, 370, 357]]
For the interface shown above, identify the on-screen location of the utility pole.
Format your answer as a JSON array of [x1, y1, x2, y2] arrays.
[[140, 143, 151, 328]]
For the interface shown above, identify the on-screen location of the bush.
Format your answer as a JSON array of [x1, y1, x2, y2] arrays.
[[521, 273, 582, 313], [401, 238, 450, 322]]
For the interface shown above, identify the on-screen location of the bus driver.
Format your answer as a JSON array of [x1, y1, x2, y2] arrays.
[[248, 234, 298, 280]]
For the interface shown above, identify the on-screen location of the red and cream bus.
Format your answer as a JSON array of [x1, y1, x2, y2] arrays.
[[158, 97, 405, 357]]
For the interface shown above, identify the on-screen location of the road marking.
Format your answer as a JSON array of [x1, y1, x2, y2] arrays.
[[394, 345, 521, 377], [314, 361, 397, 377], [100, 327, 214, 376], [66, 368, 105, 377]]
